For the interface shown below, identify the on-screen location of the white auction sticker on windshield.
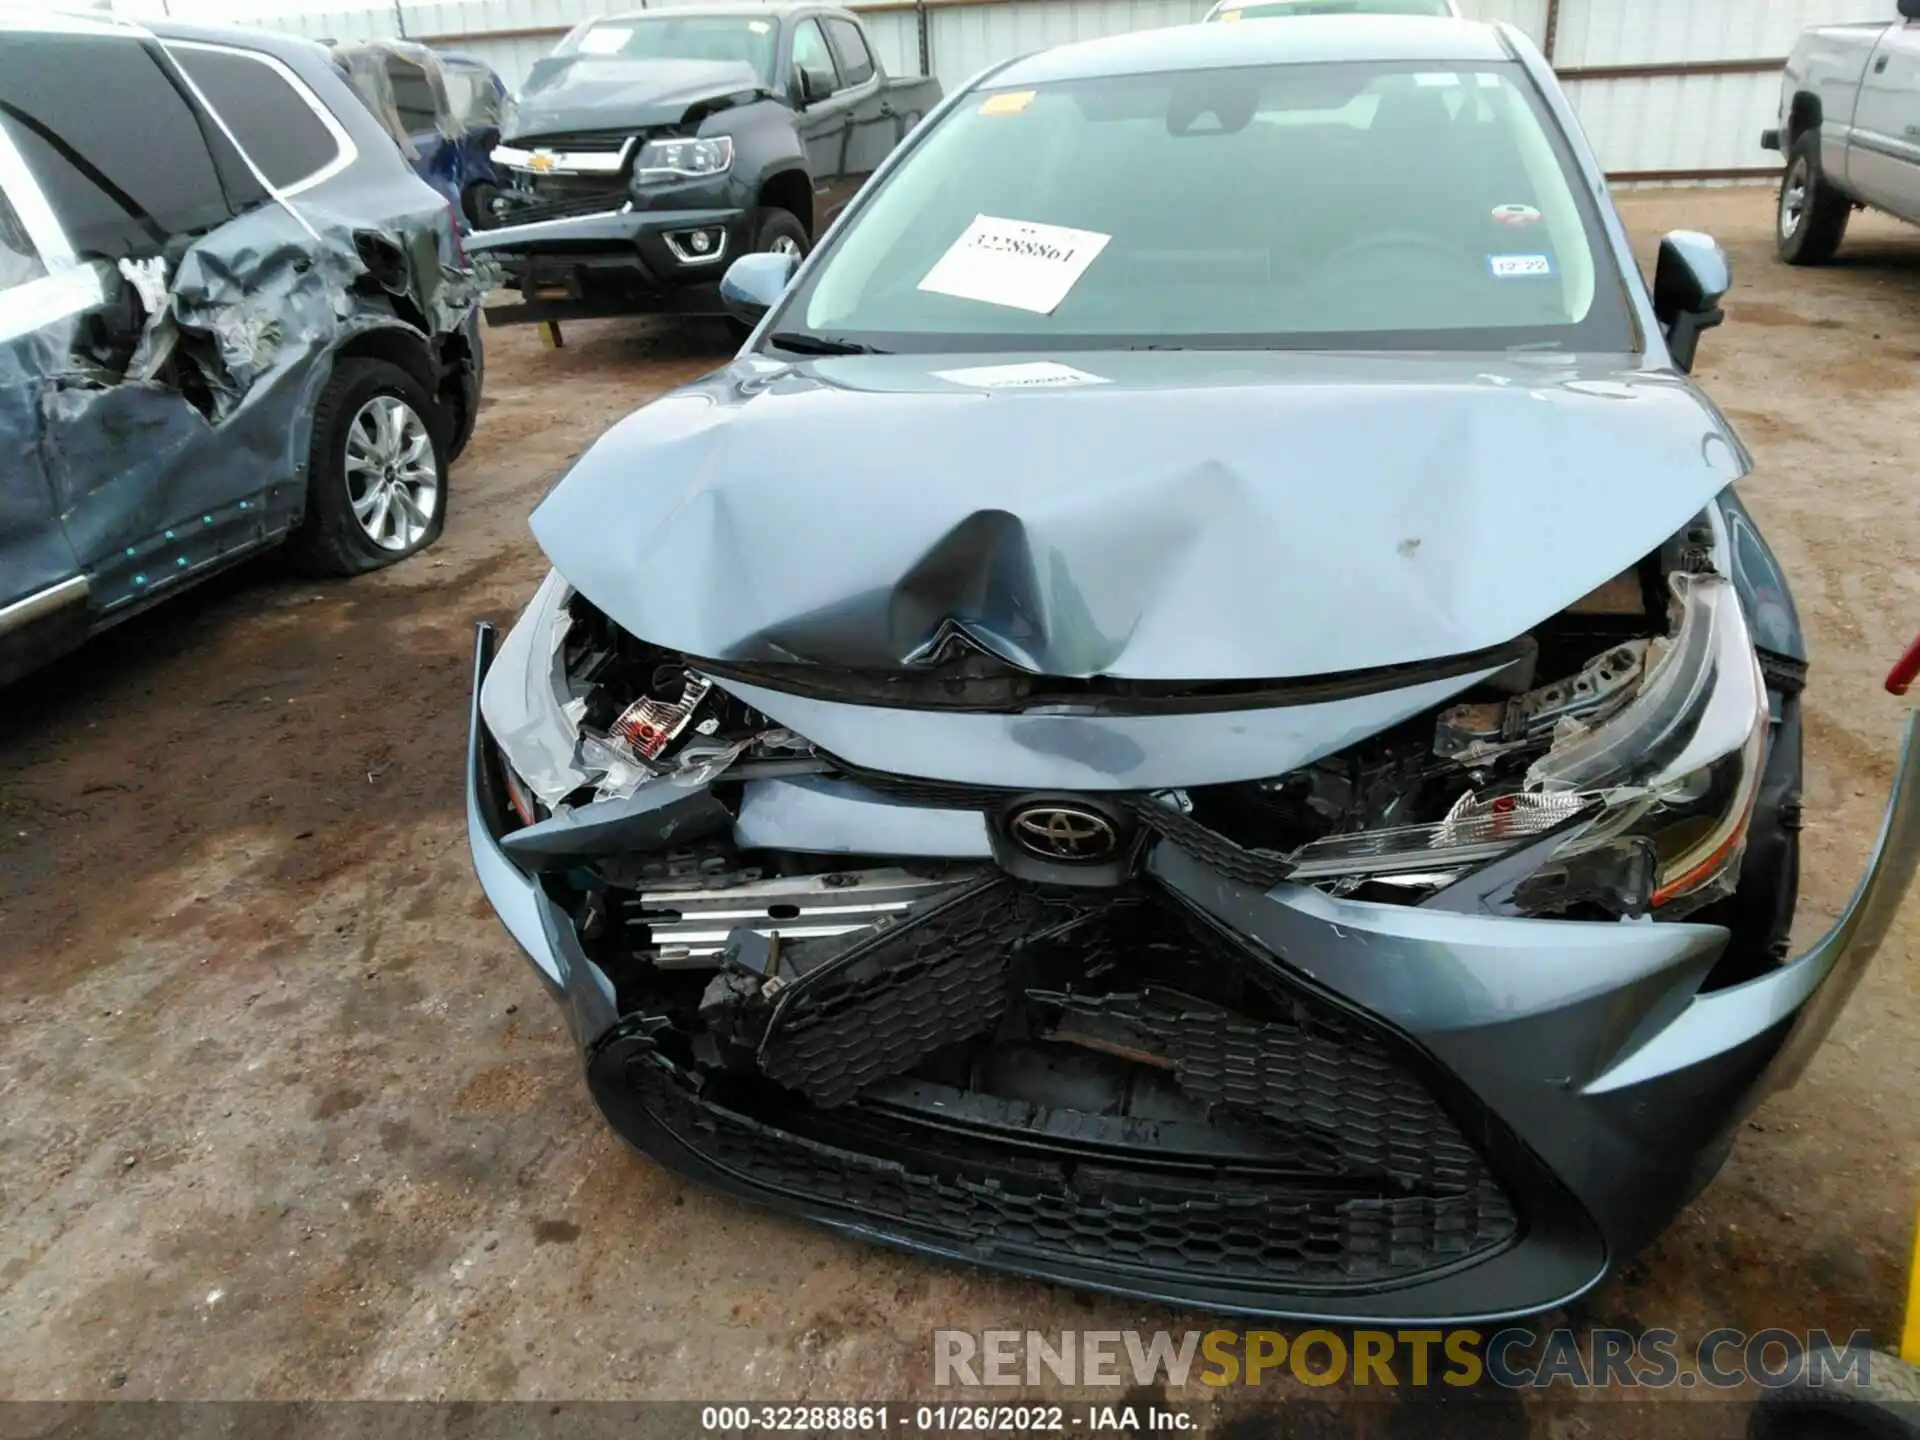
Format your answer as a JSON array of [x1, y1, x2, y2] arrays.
[[918, 215, 1112, 315], [934, 361, 1110, 389]]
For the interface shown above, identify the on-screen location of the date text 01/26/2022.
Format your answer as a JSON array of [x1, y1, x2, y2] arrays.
[[699, 1405, 1195, 1432]]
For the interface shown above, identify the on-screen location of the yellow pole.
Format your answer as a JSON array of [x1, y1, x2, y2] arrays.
[[1903, 1199, 1920, 1365]]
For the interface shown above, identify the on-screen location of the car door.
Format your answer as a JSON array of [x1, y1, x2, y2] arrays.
[[0, 117, 92, 674], [1846, 18, 1920, 222], [821, 18, 895, 196], [788, 18, 857, 226], [2, 30, 342, 619]]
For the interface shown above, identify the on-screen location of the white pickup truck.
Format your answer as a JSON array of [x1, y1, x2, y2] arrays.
[[1764, 0, 1920, 263]]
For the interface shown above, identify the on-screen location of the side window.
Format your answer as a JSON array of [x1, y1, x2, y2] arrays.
[[172, 47, 344, 194], [385, 58, 439, 135], [823, 20, 874, 88], [790, 21, 839, 92], [0, 33, 244, 258]]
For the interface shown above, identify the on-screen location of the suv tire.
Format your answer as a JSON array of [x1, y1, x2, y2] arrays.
[[288, 358, 449, 576]]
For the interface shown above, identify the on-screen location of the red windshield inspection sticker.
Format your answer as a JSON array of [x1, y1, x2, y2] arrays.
[[1492, 203, 1543, 227]]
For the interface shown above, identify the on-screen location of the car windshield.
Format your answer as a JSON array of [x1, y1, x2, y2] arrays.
[[1213, 1, 1453, 18], [783, 60, 1634, 353], [559, 16, 777, 81]]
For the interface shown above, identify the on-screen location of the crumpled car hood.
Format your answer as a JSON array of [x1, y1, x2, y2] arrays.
[[506, 57, 763, 139], [532, 350, 1751, 681]]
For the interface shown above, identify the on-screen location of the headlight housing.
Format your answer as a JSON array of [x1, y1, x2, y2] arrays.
[[1284, 573, 1770, 918], [481, 572, 812, 819], [479, 569, 593, 814], [632, 134, 733, 186], [1526, 572, 1769, 912]]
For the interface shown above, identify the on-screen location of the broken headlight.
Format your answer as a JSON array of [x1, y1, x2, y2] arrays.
[[481, 571, 810, 820], [1288, 574, 1769, 918], [480, 568, 583, 817], [1528, 572, 1770, 914]]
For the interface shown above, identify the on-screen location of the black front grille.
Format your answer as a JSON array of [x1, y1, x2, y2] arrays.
[[626, 1057, 1515, 1288], [1049, 990, 1484, 1194], [605, 890, 1519, 1293], [759, 876, 1055, 1107], [502, 192, 629, 227], [512, 130, 634, 153]]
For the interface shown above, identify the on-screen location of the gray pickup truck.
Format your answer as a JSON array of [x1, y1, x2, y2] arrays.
[[468, 2, 939, 325], [1764, 0, 1920, 263]]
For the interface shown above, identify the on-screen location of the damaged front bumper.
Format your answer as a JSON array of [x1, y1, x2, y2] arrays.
[[465, 207, 750, 326], [465, 623, 1920, 1321]]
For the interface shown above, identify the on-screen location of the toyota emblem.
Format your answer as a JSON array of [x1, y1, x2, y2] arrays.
[[1010, 804, 1119, 863]]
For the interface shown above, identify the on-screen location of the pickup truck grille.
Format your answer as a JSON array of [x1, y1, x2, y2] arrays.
[[508, 130, 635, 154], [500, 191, 630, 227]]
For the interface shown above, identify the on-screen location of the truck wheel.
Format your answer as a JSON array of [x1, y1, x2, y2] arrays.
[[463, 181, 501, 231], [287, 358, 448, 577], [750, 206, 809, 262], [1778, 130, 1850, 266], [725, 208, 811, 341]]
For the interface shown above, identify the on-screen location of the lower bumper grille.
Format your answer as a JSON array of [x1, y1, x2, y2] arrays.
[[618, 1054, 1515, 1288], [500, 177, 631, 228], [759, 876, 1057, 1107], [594, 884, 1520, 1294], [1050, 990, 1487, 1194]]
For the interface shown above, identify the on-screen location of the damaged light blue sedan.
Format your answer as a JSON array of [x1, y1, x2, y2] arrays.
[[469, 15, 1920, 1321]]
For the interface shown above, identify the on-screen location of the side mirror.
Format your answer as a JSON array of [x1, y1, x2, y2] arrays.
[[720, 250, 799, 330], [1652, 230, 1729, 373], [794, 63, 835, 107], [1900, 0, 1920, 21]]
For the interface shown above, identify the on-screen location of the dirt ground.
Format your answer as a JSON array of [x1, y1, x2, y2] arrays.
[[2, 188, 1917, 1427]]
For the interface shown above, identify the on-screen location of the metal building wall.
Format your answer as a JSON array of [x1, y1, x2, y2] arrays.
[[247, 0, 1891, 181], [1546, 0, 1889, 180]]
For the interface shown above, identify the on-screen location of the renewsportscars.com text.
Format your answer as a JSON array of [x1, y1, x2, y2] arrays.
[[934, 1328, 1874, 1391]]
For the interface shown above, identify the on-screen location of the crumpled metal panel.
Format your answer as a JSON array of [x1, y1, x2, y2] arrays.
[[7, 191, 483, 621], [533, 349, 1751, 683], [505, 57, 765, 142]]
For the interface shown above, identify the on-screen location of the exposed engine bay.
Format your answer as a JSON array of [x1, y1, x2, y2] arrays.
[[493, 504, 1778, 942], [469, 498, 1794, 1300]]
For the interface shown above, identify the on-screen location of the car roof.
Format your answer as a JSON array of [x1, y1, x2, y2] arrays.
[[0, 7, 338, 67], [0, 6, 129, 38], [988, 14, 1511, 87], [141, 17, 333, 61]]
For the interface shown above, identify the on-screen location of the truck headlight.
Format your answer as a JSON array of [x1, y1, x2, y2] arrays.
[[632, 135, 733, 186]]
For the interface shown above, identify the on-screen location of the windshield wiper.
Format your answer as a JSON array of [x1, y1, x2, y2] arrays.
[[766, 331, 885, 357]]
